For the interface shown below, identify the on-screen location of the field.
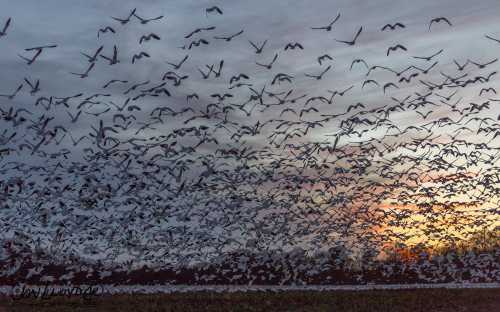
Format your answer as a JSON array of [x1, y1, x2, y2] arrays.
[[1, 288, 499, 312]]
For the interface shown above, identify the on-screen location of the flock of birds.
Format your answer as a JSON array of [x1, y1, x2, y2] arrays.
[[0, 5, 499, 273]]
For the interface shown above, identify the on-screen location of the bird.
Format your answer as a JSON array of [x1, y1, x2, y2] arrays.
[[311, 13, 341, 31], [23, 78, 40, 95], [416, 110, 433, 119], [305, 65, 331, 80], [111, 8, 137, 25], [131, 52, 150, 64], [97, 26, 115, 38], [381, 22, 405, 31], [139, 33, 160, 44], [133, 13, 164, 24], [214, 30, 244, 42], [209, 60, 224, 77], [468, 58, 498, 69], [386, 44, 407, 56], [0, 17, 11, 37], [248, 40, 267, 54], [412, 49, 443, 61], [485, 35, 500, 44], [166, 55, 189, 70], [335, 26, 362, 45], [317, 54, 333, 66], [102, 79, 128, 88], [453, 59, 469, 71], [188, 38, 209, 49], [185, 26, 215, 39], [429, 17, 452, 30], [362, 79, 379, 88], [383, 82, 399, 93], [256, 53, 278, 70], [479, 88, 496, 96], [18, 44, 57, 65], [66, 110, 82, 123], [206, 6, 223, 16], [284, 42, 303, 50], [0, 84, 23, 100], [198, 65, 213, 79], [350, 58, 369, 70], [70, 63, 95, 78], [80, 45, 104, 63], [229, 74, 249, 85], [100, 45, 119, 65]]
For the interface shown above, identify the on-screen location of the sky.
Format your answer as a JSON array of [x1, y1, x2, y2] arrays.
[[0, 0, 499, 265]]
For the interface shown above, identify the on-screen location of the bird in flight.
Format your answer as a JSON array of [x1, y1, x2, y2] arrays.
[[97, 26, 115, 38], [0, 17, 11, 37], [206, 6, 223, 16], [305, 65, 332, 80], [214, 30, 244, 42], [100, 45, 119, 65], [311, 13, 340, 31], [133, 12, 164, 24], [256, 53, 278, 70], [335, 26, 362, 45], [70, 63, 95, 78], [429, 17, 452, 30], [485, 35, 500, 44], [412, 49, 443, 61], [248, 40, 267, 54], [18, 44, 57, 65], [139, 33, 161, 44], [386, 44, 407, 56], [166, 55, 189, 70], [381, 22, 405, 31], [81, 45, 103, 63], [111, 8, 137, 25], [185, 26, 215, 39]]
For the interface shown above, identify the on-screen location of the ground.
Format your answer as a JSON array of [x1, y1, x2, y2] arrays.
[[0, 288, 499, 311]]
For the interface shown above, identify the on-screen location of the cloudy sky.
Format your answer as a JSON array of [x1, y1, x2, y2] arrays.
[[1, 0, 499, 265]]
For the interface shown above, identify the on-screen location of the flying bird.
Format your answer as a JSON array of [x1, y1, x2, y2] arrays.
[[18, 44, 57, 65], [206, 6, 223, 16], [248, 39, 267, 54], [102, 79, 128, 88], [485, 35, 500, 44], [111, 8, 136, 25], [350, 59, 368, 70], [0, 17, 11, 37], [166, 55, 189, 70], [100, 45, 119, 65], [214, 30, 244, 42], [97, 26, 115, 38], [381, 22, 405, 31], [23, 78, 40, 95], [185, 26, 215, 39], [0, 84, 23, 100], [139, 33, 161, 44], [133, 13, 164, 24], [132, 52, 150, 64], [386, 44, 407, 56], [80, 45, 104, 63], [305, 65, 332, 80], [284, 42, 304, 50], [429, 17, 452, 30], [335, 26, 362, 45], [318, 54, 333, 66], [412, 49, 443, 61], [311, 13, 340, 31], [70, 62, 95, 78], [256, 53, 278, 70]]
